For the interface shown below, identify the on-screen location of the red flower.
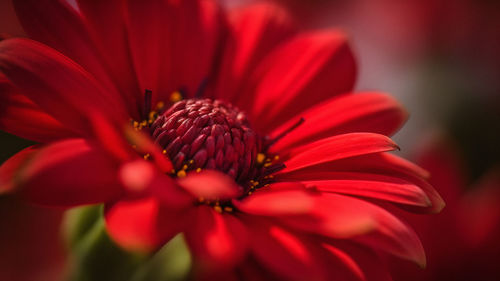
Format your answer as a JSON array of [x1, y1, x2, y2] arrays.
[[0, 196, 66, 281], [0, 0, 443, 280]]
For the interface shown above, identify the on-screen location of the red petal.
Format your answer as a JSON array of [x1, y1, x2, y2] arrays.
[[282, 133, 399, 173], [119, 161, 192, 209], [215, 2, 295, 103], [77, 0, 141, 117], [249, 222, 326, 281], [282, 152, 443, 213], [270, 92, 408, 152], [104, 197, 185, 253], [185, 206, 248, 270], [0, 76, 75, 142], [123, 0, 166, 104], [243, 191, 377, 238], [0, 39, 128, 135], [322, 242, 392, 281], [235, 187, 315, 216], [279, 193, 426, 267], [177, 170, 241, 200], [278, 172, 431, 208], [0, 146, 37, 194], [155, 0, 227, 100], [13, 0, 123, 109], [249, 30, 356, 132], [17, 139, 123, 207]]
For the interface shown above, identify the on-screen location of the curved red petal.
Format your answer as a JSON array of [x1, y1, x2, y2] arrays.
[[281, 152, 443, 213], [270, 92, 408, 152], [0, 39, 128, 135], [119, 161, 192, 208], [13, 0, 124, 109], [277, 172, 431, 208], [0, 145, 38, 194], [177, 170, 241, 200], [155, 0, 227, 101], [249, 223, 326, 281], [123, 0, 164, 105], [235, 187, 315, 216], [281, 133, 398, 173], [0, 77, 75, 142], [322, 242, 392, 281], [249, 29, 356, 132], [104, 197, 185, 253], [77, 0, 142, 117], [18, 139, 123, 207], [215, 2, 296, 103], [185, 206, 248, 270], [278, 193, 425, 267]]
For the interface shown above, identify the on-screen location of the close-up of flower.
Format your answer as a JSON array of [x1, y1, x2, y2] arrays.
[[0, 0, 448, 280]]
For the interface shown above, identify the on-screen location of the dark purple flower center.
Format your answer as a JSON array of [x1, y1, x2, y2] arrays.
[[150, 98, 284, 193]]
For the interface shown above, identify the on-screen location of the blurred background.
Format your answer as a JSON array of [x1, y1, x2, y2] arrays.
[[1, 0, 500, 280]]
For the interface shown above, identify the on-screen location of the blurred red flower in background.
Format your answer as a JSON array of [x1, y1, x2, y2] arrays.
[[0, 0, 443, 280], [0, 196, 66, 281], [390, 139, 500, 281]]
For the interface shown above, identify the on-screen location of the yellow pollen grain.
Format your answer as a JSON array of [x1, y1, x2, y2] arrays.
[[182, 164, 188, 170], [177, 170, 186, 178], [148, 111, 157, 123], [162, 149, 167, 154], [257, 153, 266, 164], [143, 153, 150, 160], [214, 205, 222, 213], [224, 206, 233, 213], [156, 101, 165, 110], [196, 168, 202, 173], [264, 162, 272, 168], [274, 155, 280, 161], [170, 91, 182, 103]]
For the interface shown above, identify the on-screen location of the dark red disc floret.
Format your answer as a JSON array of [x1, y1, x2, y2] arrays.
[[151, 99, 265, 184]]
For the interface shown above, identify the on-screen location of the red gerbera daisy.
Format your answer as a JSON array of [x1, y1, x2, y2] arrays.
[[0, 1, 444, 280]]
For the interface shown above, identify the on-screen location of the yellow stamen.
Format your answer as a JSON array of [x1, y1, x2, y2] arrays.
[[214, 205, 222, 213], [156, 101, 165, 110], [170, 91, 182, 103], [177, 170, 186, 178], [224, 206, 233, 213], [256, 153, 266, 164]]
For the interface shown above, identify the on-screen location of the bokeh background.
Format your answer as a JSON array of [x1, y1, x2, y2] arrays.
[[1, 0, 499, 280]]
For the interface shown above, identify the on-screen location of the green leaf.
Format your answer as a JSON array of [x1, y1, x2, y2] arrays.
[[130, 234, 192, 281]]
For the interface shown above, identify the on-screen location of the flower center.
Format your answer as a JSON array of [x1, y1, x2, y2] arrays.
[[150, 98, 284, 193]]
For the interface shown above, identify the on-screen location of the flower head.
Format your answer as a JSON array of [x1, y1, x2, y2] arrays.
[[0, 0, 443, 280]]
